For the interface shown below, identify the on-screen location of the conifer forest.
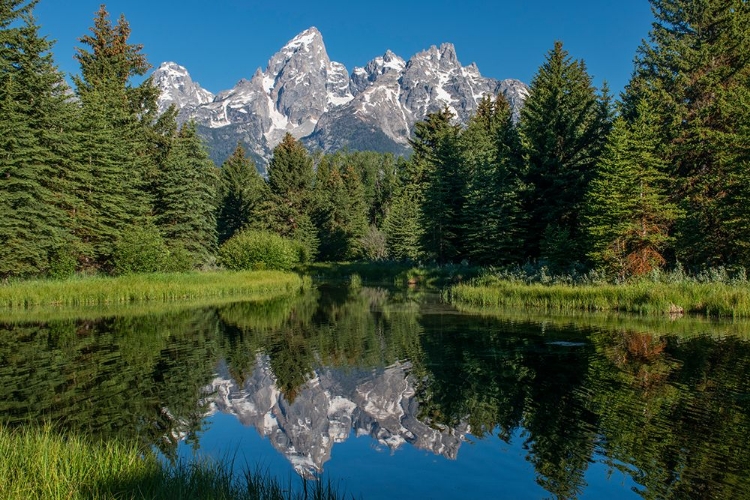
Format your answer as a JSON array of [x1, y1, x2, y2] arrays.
[[2, 0, 750, 281]]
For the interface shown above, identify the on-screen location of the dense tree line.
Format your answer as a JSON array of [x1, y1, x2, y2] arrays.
[[383, 0, 750, 278], [2, 0, 749, 280], [1, 1, 219, 277]]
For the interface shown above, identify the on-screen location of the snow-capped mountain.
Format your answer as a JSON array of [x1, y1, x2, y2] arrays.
[[152, 61, 214, 118], [152, 27, 528, 166]]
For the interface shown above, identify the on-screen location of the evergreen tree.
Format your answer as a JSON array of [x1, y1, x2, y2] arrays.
[[217, 143, 267, 244], [72, 86, 149, 266], [327, 150, 397, 228], [584, 100, 679, 279], [256, 133, 318, 258], [70, 5, 157, 267], [0, 2, 76, 277], [520, 41, 611, 266], [383, 185, 423, 262], [313, 157, 368, 261], [629, 0, 750, 267], [411, 108, 464, 263], [313, 158, 349, 261], [462, 94, 527, 265], [155, 121, 219, 265]]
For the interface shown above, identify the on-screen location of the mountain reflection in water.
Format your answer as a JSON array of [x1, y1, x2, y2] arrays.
[[206, 356, 467, 478], [2, 284, 750, 499]]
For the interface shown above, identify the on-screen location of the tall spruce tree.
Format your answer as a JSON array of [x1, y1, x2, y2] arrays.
[[583, 100, 679, 279], [382, 185, 423, 262], [520, 41, 611, 267], [0, 1, 76, 277], [313, 158, 349, 261], [217, 143, 267, 244], [629, 0, 750, 267], [257, 133, 318, 258], [381, 153, 422, 262], [462, 94, 527, 265], [155, 121, 219, 265], [71, 5, 156, 267], [412, 108, 464, 263], [313, 157, 368, 261]]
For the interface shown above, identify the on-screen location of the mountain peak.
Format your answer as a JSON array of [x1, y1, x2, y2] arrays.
[[152, 61, 214, 116], [282, 27, 323, 52], [438, 43, 458, 63], [152, 28, 529, 166]]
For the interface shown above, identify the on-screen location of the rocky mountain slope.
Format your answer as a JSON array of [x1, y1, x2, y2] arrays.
[[152, 27, 528, 167]]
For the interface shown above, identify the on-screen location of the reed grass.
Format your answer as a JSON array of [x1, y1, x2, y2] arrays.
[[0, 271, 308, 309], [447, 278, 750, 318], [0, 425, 347, 500]]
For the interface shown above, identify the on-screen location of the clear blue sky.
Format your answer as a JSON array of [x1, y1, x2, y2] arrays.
[[34, 0, 654, 96]]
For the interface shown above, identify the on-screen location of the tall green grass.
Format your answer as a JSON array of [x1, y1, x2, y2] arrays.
[[0, 425, 347, 500], [0, 271, 308, 309], [447, 279, 750, 317]]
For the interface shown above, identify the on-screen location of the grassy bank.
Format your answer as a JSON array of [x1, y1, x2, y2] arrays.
[[447, 278, 750, 317], [0, 426, 345, 500], [0, 270, 307, 309]]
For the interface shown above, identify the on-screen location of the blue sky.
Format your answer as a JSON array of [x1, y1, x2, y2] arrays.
[[34, 0, 654, 96]]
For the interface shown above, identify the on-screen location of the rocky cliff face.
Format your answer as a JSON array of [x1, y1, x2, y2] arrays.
[[205, 354, 469, 477], [153, 27, 528, 166]]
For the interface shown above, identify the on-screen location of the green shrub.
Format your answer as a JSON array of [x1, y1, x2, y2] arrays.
[[111, 226, 168, 275], [162, 244, 195, 273], [47, 245, 78, 280], [218, 230, 300, 271]]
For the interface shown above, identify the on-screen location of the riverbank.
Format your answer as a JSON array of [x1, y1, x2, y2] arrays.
[[0, 270, 307, 308], [0, 426, 343, 500], [447, 278, 750, 318]]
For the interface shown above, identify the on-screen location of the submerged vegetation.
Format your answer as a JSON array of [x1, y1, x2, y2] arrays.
[[0, 426, 345, 500], [0, 270, 306, 308]]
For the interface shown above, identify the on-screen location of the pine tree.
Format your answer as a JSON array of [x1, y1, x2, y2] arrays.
[[629, 0, 750, 267], [0, 2, 76, 277], [155, 121, 219, 265], [462, 94, 527, 265], [584, 100, 679, 279], [217, 143, 267, 244], [520, 41, 611, 266]]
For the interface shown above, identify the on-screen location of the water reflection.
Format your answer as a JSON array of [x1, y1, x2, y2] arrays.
[[206, 357, 467, 478], [2, 285, 750, 498]]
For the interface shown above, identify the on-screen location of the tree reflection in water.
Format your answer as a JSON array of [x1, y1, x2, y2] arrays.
[[2, 286, 750, 498]]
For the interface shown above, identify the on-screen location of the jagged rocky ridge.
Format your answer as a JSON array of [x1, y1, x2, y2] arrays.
[[204, 354, 469, 478], [153, 27, 529, 167]]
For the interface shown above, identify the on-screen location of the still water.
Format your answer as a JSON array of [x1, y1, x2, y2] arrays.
[[2, 284, 750, 499]]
